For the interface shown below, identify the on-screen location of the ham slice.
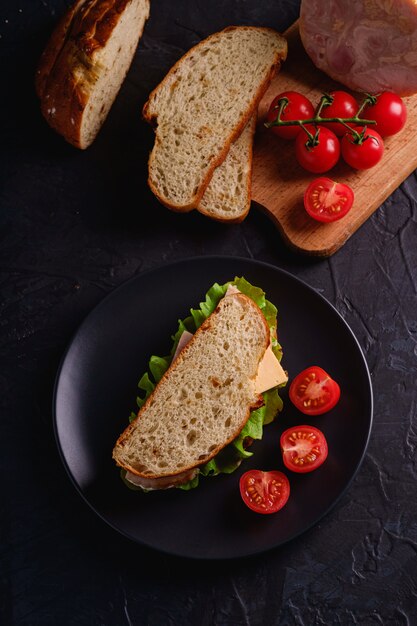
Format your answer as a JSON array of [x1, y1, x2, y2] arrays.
[[299, 0, 417, 96], [125, 468, 198, 490], [172, 330, 193, 362]]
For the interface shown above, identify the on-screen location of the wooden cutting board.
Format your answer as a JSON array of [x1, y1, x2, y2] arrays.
[[252, 22, 417, 257]]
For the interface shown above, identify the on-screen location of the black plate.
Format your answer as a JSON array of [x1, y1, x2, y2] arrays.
[[53, 256, 373, 560]]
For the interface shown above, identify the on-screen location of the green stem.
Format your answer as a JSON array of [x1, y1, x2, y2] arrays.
[[273, 97, 289, 124], [299, 122, 316, 143], [315, 94, 331, 118], [264, 94, 377, 132], [356, 93, 378, 118], [265, 114, 376, 129]]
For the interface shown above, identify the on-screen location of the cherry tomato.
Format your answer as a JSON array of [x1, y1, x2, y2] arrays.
[[295, 127, 340, 173], [341, 126, 384, 169], [266, 91, 315, 140], [239, 470, 290, 514], [280, 426, 328, 474], [362, 92, 407, 137], [320, 91, 359, 136], [289, 366, 340, 415], [304, 177, 354, 223]]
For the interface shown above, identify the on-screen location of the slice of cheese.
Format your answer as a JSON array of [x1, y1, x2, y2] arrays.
[[254, 344, 288, 394]]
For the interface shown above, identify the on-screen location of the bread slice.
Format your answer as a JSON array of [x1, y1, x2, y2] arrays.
[[143, 26, 287, 211], [113, 292, 270, 480], [36, 0, 150, 149], [197, 115, 256, 223]]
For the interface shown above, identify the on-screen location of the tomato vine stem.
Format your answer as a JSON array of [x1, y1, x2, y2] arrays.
[[265, 94, 377, 143]]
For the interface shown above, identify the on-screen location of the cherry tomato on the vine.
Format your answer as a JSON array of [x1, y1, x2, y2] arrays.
[[362, 92, 407, 137], [267, 91, 315, 140], [289, 366, 340, 415], [239, 470, 290, 514], [304, 177, 354, 223], [280, 426, 328, 474], [295, 126, 340, 173], [320, 90, 359, 136], [341, 126, 384, 170]]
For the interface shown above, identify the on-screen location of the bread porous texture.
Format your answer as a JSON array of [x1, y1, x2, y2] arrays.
[[197, 116, 256, 222], [143, 26, 287, 210], [79, 0, 149, 147], [113, 293, 270, 478]]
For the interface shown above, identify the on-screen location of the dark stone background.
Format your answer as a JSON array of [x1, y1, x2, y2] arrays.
[[1, 1, 417, 624]]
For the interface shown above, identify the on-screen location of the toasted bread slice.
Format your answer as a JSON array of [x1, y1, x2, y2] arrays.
[[36, 0, 150, 149], [143, 26, 287, 211], [112, 292, 270, 480], [197, 115, 256, 223]]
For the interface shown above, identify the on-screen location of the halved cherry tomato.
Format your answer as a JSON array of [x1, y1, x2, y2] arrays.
[[341, 127, 384, 170], [320, 91, 359, 136], [289, 366, 340, 415], [239, 470, 290, 514], [266, 91, 315, 140], [295, 127, 340, 173], [304, 177, 354, 223], [362, 92, 407, 137], [281, 425, 328, 473]]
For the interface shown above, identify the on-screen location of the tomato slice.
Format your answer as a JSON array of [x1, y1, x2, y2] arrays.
[[289, 366, 340, 415], [280, 425, 328, 473], [304, 177, 354, 223], [239, 470, 290, 514]]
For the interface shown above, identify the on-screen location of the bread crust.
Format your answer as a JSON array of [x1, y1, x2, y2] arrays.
[[113, 292, 270, 479], [142, 26, 287, 211], [36, 0, 150, 148]]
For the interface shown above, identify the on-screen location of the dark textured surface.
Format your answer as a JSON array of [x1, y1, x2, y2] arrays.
[[1, 0, 417, 624]]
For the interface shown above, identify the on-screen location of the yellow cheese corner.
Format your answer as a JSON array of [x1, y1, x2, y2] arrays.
[[255, 345, 288, 394]]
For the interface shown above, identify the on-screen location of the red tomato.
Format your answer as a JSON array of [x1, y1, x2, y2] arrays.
[[280, 426, 328, 473], [362, 92, 407, 137], [239, 470, 290, 514], [289, 366, 340, 415], [320, 91, 358, 136], [304, 177, 354, 223], [266, 91, 315, 140], [341, 127, 384, 169], [295, 127, 340, 173]]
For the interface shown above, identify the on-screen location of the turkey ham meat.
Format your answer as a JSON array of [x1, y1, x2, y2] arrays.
[[299, 0, 417, 96]]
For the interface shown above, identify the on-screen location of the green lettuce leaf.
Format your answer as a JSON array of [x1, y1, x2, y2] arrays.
[[128, 277, 287, 490]]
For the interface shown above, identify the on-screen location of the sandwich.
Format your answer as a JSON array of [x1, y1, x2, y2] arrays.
[[112, 277, 288, 491]]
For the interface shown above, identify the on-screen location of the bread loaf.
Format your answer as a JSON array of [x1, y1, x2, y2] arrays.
[[36, 0, 150, 148], [112, 292, 270, 479], [143, 27, 287, 211]]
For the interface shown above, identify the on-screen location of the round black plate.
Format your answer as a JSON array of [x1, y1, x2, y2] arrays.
[[53, 257, 373, 560]]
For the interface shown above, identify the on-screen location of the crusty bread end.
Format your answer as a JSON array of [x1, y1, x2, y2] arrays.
[[36, 0, 150, 149]]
